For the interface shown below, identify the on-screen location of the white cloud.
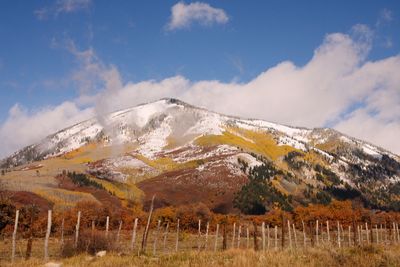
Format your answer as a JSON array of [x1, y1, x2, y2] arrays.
[[1, 25, 400, 158], [0, 102, 94, 158], [166, 1, 229, 30], [34, 0, 92, 20], [335, 109, 400, 154]]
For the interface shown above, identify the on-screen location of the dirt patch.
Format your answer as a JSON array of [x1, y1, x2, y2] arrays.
[[138, 156, 248, 214]]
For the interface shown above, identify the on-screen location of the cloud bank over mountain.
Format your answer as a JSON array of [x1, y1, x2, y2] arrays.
[[1, 25, 399, 158]]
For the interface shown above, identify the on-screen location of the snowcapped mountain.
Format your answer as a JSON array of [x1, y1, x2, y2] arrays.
[[1, 98, 400, 213]]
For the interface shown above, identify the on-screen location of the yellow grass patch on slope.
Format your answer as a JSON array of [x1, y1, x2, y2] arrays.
[[135, 155, 199, 172], [90, 176, 143, 205], [34, 188, 99, 209], [195, 127, 299, 162], [314, 138, 348, 156], [303, 150, 328, 166]]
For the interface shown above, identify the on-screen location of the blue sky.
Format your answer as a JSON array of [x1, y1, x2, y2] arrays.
[[0, 0, 400, 156]]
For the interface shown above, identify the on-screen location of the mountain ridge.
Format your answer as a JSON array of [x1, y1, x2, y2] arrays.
[[1, 98, 397, 166], [1, 98, 399, 214]]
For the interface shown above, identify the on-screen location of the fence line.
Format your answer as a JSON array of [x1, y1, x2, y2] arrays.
[[6, 211, 400, 263]]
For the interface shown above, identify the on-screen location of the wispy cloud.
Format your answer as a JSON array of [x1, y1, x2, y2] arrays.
[[34, 0, 92, 20], [166, 1, 229, 31], [376, 8, 394, 27], [383, 36, 393, 48], [228, 55, 245, 76]]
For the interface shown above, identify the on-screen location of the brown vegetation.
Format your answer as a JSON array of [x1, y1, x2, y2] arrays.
[[138, 164, 248, 214]]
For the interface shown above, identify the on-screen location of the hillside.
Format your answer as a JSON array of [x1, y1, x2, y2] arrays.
[[1, 98, 400, 213]]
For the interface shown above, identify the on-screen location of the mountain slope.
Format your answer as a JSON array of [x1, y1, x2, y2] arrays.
[[1, 98, 399, 213]]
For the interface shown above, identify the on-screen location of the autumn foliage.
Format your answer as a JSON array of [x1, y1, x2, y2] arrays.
[[2, 198, 400, 238]]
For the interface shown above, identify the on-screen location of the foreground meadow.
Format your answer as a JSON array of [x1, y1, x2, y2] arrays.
[[2, 245, 400, 267]]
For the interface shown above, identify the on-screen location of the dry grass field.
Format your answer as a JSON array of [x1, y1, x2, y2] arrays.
[[1, 245, 400, 267], [2, 228, 400, 267]]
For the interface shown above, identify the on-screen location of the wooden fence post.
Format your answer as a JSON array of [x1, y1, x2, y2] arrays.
[[222, 223, 227, 250], [175, 219, 180, 252], [382, 224, 385, 244], [231, 222, 236, 249], [131, 218, 138, 250], [392, 222, 395, 244], [365, 222, 369, 244], [337, 221, 341, 248], [281, 215, 285, 249], [44, 210, 52, 261], [11, 209, 19, 263], [341, 224, 345, 244], [205, 222, 209, 250], [142, 195, 155, 253], [309, 221, 314, 247], [292, 224, 297, 249], [383, 223, 386, 244], [352, 219, 357, 246], [315, 220, 319, 246], [348, 226, 351, 246], [153, 220, 161, 255], [214, 223, 219, 252], [369, 221, 374, 244], [384, 223, 387, 244], [117, 220, 123, 244], [60, 218, 64, 246], [163, 222, 169, 252], [302, 220, 306, 247], [327, 221, 330, 243], [74, 211, 81, 248], [375, 225, 379, 244], [287, 220, 292, 249], [25, 206, 36, 261], [262, 222, 265, 251], [246, 226, 250, 249], [237, 225, 242, 248], [253, 221, 258, 251], [105, 216, 109, 238], [197, 219, 201, 251], [91, 220, 95, 236], [267, 225, 270, 249], [393, 222, 396, 243]]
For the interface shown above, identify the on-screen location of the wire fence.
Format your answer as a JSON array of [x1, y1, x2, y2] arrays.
[[2, 209, 400, 263]]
